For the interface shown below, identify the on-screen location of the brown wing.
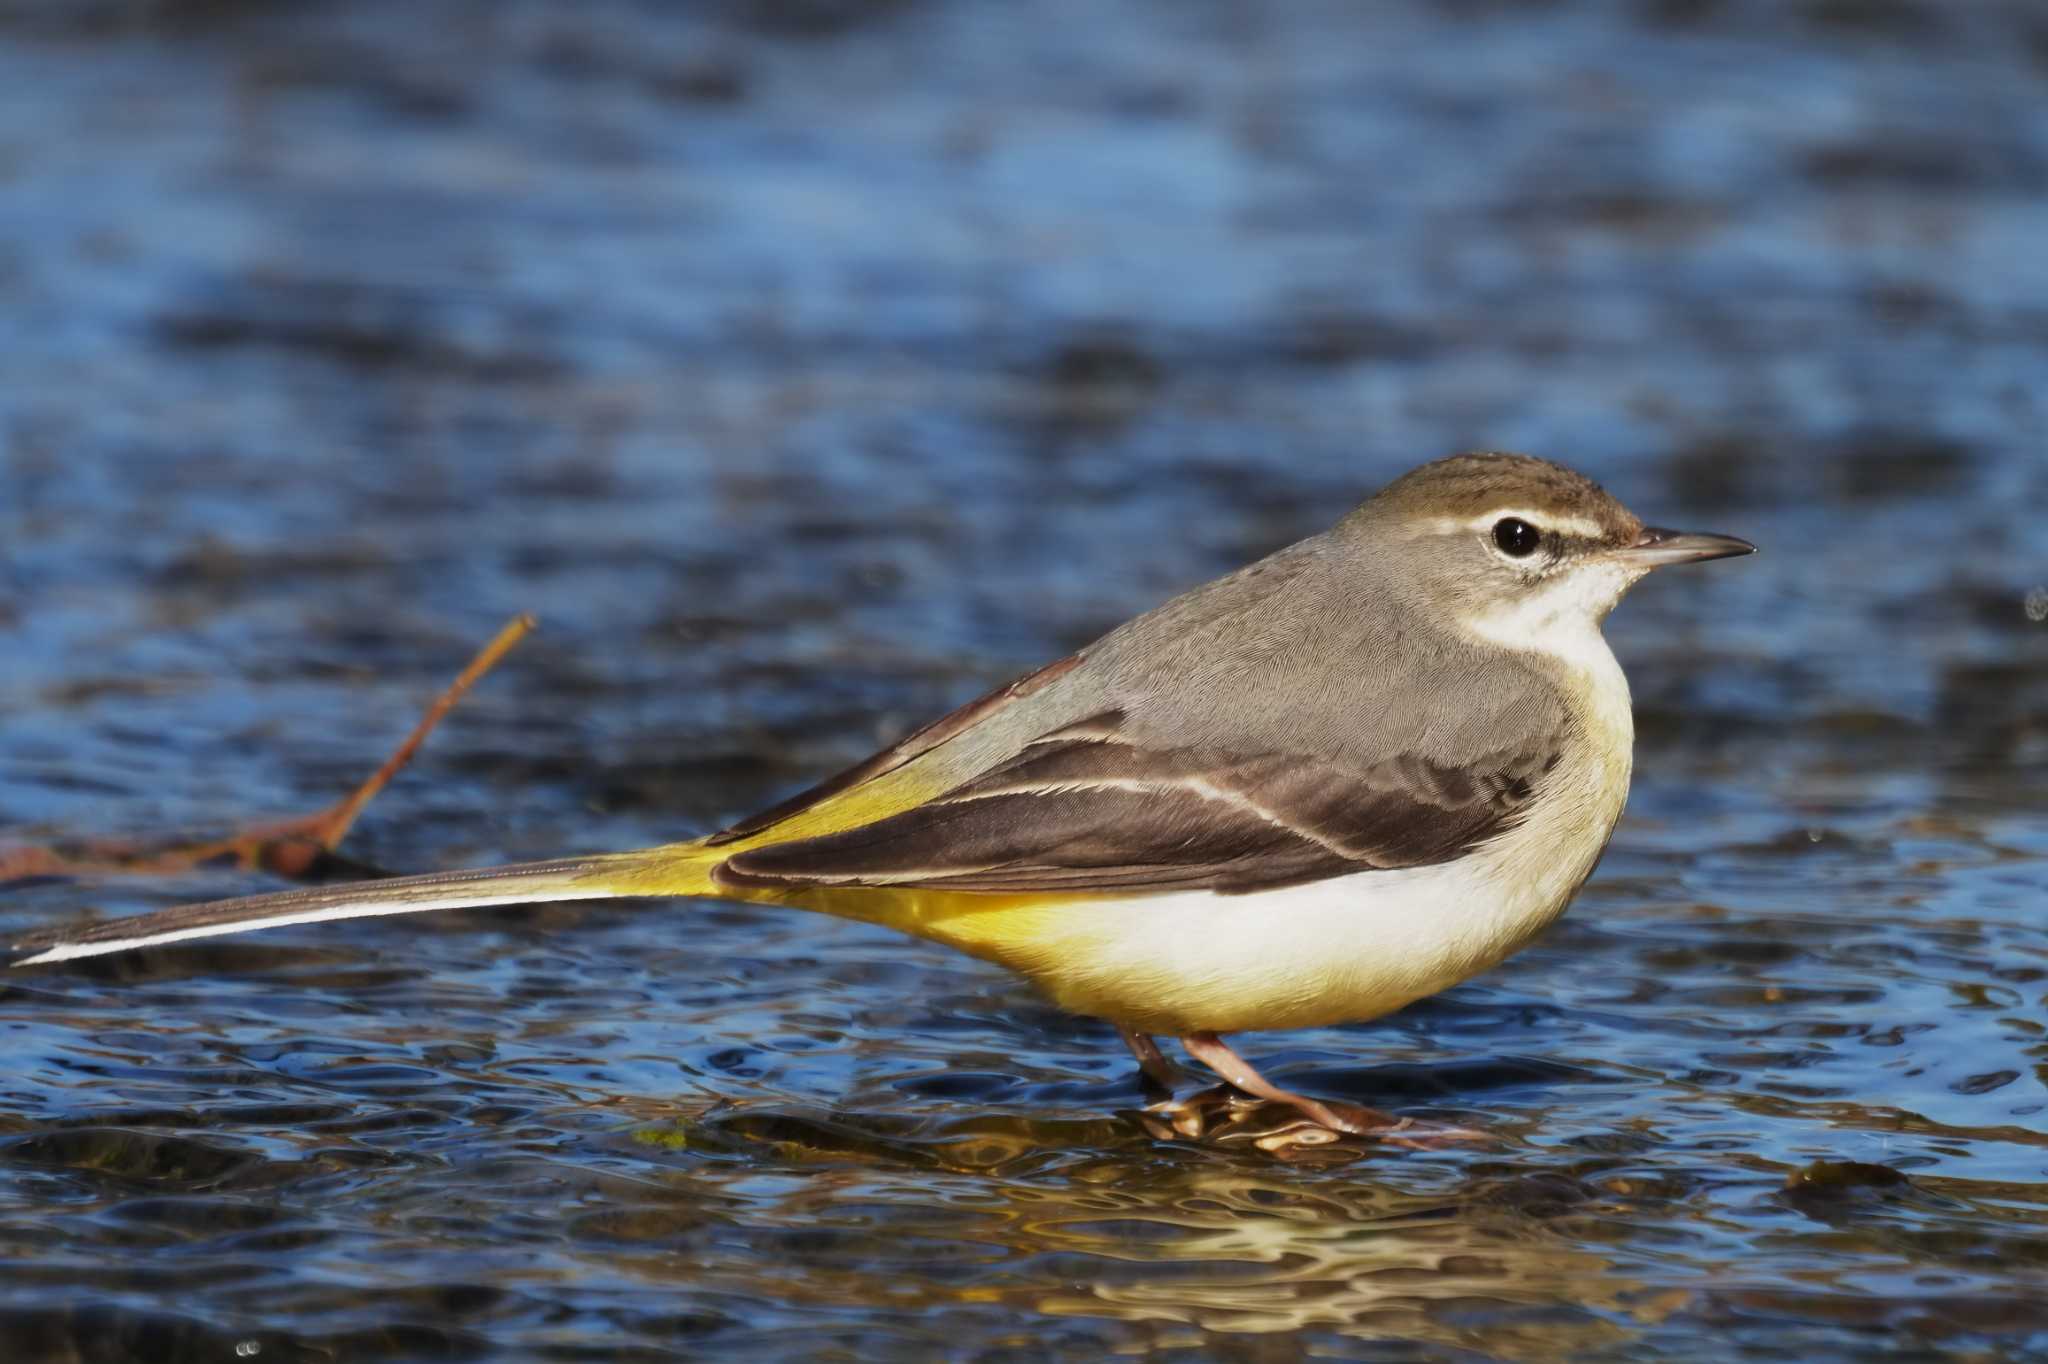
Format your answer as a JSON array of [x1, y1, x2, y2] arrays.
[[715, 712, 1559, 897]]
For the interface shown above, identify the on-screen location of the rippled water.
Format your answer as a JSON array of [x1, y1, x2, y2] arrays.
[[3, 0, 2047, 1358]]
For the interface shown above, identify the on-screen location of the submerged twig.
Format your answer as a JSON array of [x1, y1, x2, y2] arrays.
[[0, 614, 536, 888]]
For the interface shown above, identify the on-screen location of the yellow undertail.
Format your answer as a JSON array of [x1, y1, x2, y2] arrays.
[[597, 839, 1094, 985]]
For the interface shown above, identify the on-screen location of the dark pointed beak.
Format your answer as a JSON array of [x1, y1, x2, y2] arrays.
[[1619, 526, 1757, 568]]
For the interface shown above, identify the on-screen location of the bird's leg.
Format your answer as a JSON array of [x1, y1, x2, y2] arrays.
[[1178, 1031, 1403, 1137], [1119, 1026, 1185, 1092]]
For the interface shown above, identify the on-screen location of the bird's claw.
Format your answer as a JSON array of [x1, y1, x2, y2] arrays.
[[1137, 1085, 1490, 1152]]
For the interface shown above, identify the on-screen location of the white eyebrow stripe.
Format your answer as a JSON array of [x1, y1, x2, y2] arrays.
[[1424, 510, 1610, 539]]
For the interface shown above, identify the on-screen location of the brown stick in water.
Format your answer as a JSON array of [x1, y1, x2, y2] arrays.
[[0, 614, 536, 886]]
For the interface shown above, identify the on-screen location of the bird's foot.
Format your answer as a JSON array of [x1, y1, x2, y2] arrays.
[[1156, 1032, 1491, 1151], [1274, 1095, 1488, 1147], [1118, 1026, 1187, 1096], [1138, 1085, 1488, 1153]]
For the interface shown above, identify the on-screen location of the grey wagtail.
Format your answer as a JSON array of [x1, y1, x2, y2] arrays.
[[8, 453, 1753, 1136]]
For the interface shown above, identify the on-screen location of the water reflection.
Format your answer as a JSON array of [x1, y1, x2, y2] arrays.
[[588, 1103, 1652, 1355], [1028, 1173, 1646, 1351]]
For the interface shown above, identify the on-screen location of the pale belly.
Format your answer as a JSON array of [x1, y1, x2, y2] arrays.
[[966, 848, 1583, 1035]]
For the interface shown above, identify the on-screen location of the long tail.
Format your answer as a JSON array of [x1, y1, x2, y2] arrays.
[[6, 844, 718, 968]]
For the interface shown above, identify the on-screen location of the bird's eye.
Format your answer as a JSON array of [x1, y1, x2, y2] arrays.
[[1491, 517, 1543, 557]]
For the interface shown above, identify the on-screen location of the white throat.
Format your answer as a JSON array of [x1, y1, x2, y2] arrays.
[[1456, 559, 1639, 686], [1454, 565, 1638, 829]]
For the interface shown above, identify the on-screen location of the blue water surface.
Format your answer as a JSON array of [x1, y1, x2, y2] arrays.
[[2, 1, 2046, 1358]]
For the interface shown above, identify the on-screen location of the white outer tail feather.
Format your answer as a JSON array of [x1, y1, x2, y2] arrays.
[[7, 856, 641, 968]]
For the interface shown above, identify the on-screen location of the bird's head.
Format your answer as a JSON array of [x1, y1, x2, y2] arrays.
[[1342, 451, 1754, 654]]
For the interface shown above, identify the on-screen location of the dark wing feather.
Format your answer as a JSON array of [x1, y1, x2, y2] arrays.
[[715, 714, 1558, 897]]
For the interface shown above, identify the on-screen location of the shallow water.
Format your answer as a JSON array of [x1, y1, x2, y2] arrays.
[[2, 0, 2047, 1358]]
